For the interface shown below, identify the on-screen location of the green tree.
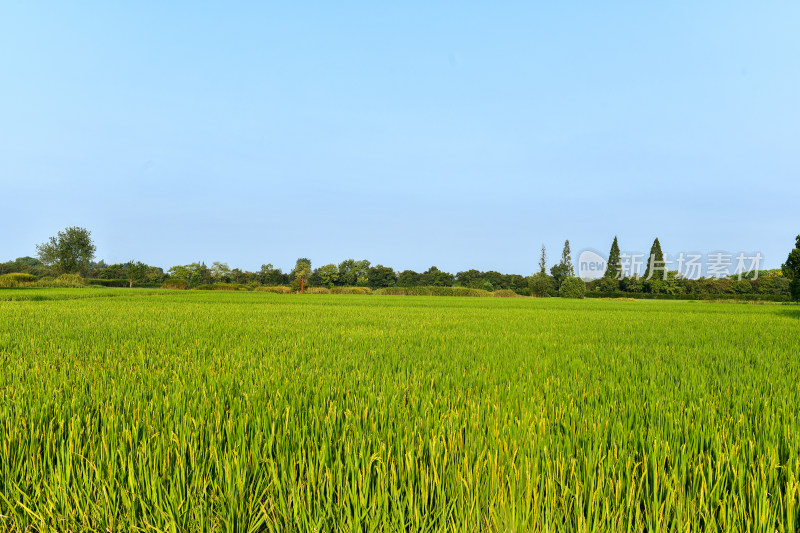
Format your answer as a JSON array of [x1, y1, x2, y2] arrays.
[[560, 240, 574, 276], [259, 264, 287, 286], [167, 263, 207, 287], [598, 276, 620, 293], [782, 235, 800, 300], [604, 237, 622, 279], [643, 238, 666, 280], [15, 256, 42, 267], [538, 244, 547, 274], [550, 263, 569, 289], [550, 240, 573, 289], [291, 258, 312, 292], [352, 260, 371, 286], [337, 259, 371, 286], [36, 226, 96, 275], [397, 270, 421, 287], [210, 262, 232, 282], [559, 276, 586, 298], [318, 263, 339, 288], [456, 269, 482, 287], [125, 261, 149, 288], [337, 259, 356, 286], [367, 265, 396, 289], [529, 272, 556, 297], [420, 266, 455, 286]]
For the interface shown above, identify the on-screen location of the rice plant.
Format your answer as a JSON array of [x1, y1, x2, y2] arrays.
[[0, 291, 798, 531]]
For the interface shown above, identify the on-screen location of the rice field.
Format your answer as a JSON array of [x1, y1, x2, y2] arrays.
[[0, 290, 798, 532]]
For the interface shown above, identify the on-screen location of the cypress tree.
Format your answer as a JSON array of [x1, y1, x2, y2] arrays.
[[644, 238, 665, 280], [560, 240, 573, 276], [549, 240, 573, 289], [538, 244, 547, 274], [604, 236, 621, 279]]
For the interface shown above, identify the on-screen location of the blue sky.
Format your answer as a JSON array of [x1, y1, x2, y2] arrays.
[[2, 2, 798, 274]]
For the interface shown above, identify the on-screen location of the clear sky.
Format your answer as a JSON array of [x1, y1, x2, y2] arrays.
[[2, 2, 798, 274]]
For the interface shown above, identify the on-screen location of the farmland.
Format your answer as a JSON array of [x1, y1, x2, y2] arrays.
[[0, 290, 798, 531]]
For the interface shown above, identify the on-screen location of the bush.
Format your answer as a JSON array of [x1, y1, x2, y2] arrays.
[[559, 277, 586, 299], [35, 274, 87, 288], [0, 272, 37, 287], [492, 289, 519, 297], [254, 286, 293, 294], [86, 278, 127, 287], [196, 283, 247, 291], [329, 287, 373, 295], [375, 286, 492, 297], [597, 277, 620, 293], [529, 273, 557, 297], [162, 279, 189, 290], [305, 287, 330, 294]]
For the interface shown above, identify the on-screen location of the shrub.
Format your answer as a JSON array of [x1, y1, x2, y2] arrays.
[[0, 273, 37, 287], [329, 287, 373, 295], [196, 283, 247, 291], [597, 277, 620, 293], [306, 287, 330, 294], [375, 286, 492, 297], [162, 279, 189, 290], [493, 289, 519, 297], [36, 274, 87, 288], [86, 278, 127, 287], [529, 273, 556, 297], [254, 286, 293, 294], [559, 277, 586, 299]]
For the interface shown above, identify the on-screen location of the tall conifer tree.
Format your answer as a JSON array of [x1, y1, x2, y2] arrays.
[[561, 240, 574, 276], [605, 236, 622, 279], [538, 244, 547, 274], [644, 238, 665, 280]]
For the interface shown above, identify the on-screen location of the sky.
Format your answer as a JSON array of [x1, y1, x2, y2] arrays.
[[1, 2, 799, 275]]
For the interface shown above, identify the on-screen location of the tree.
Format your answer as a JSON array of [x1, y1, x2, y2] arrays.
[[259, 264, 287, 286], [559, 276, 586, 299], [550, 240, 574, 289], [367, 265, 396, 289], [456, 269, 481, 287], [529, 272, 556, 297], [420, 266, 454, 287], [36, 227, 96, 275], [604, 237, 622, 279], [352, 260, 371, 286], [397, 270, 422, 287], [15, 256, 42, 267], [317, 264, 339, 288], [643, 238, 666, 280], [338, 259, 370, 286], [782, 235, 800, 300], [125, 260, 149, 288], [538, 244, 547, 274], [167, 263, 208, 287], [291, 258, 311, 292], [560, 240, 574, 276], [550, 263, 569, 289], [210, 262, 232, 282]]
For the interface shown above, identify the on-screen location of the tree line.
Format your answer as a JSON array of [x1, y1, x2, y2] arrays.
[[2, 227, 798, 300]]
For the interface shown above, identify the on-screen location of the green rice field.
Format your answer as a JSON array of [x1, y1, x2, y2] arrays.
[[1, 289, 798, 531]]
